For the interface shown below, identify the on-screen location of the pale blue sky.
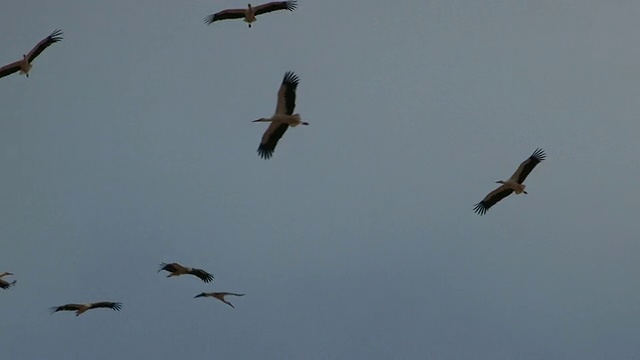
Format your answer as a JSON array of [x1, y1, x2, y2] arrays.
[[2, 1, 640, 359]]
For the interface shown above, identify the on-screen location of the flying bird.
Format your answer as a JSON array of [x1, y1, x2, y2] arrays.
[[253, 71, 308, 159], [158, 262, 214, 283], [50, 302, 122, 316], [0, 272, 16, 290], [204, 1, 297, 28], [473, 148, 546, 215], [194, 292, 245, 308], [0, 29, 63, 79]]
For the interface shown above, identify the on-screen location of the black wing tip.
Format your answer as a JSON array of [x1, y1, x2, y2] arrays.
[[473, 202, 488, 216], [49, 306, 60, 314], [111, 302, 123, 311], [257, 147, 274, 159], [286, 1, 298, 11], [204, 15, 215, 25], [49, 29, 63, 42], [531, 148, 546, 162], [282, 71, 300, 88]]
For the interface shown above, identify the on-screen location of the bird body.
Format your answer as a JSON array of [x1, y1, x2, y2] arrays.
[[204, 1, 297, 27], [0, 272, 16, 290], [195, 292, 245, 308], [254, 71, 308, 159], [474, 148, 546, 215], [158, 262, 214, 283], [50, 301, 122, 316], [0, 29, 63, 79]]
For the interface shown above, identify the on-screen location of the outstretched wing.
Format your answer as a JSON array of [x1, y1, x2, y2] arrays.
[[0, 61, 22, 79], [0, 279, 16, 289], [257, 122, 289, 159], [158, 262, 185, 273], [50, 304, 82, 313], [509, 148, 546, 184], [221, 292, 245, 297], [473, 185, 514, 216], [253, 1, 298, 16], [27, 29, 63, 63], [204, 9, 246, 25], [189, 268, 214, 283], [275, 71, 299, 115], [90, 302, 123, 311]]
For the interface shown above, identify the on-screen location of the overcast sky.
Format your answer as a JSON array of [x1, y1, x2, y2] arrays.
[[2, 1, 640, 359]]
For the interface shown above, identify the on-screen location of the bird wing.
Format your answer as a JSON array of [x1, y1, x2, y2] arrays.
[[0, 61, 22, 79], [189, 268, 214, 283], [253, 1, 298, 16], [159, 262, 184, 273], [258, 122, 289, 159], [204, 9, 246, 25], [275, 71, 299, 115], [90, 302, 123, 311], [473, 185, 514, 216], [509, 148, 546, 184], [51, 304, 83, 313], [0, 279, 16, 289], [26, 29, 63, 63], [222, 292, 245, 297]]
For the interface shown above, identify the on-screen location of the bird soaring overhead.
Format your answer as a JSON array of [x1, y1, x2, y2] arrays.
[[158, 262, 214, 283], [50, 302, 123, 316], [0, 29, 63, 79], [194, 292, 245, 308], [253, 71, 308, 159], [474, 148, 546, 215], [204, 1, 297, 28]]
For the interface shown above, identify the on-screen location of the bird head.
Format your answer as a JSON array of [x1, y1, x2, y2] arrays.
[[495, 180, 505, 184], [301, 122, 309, 125]]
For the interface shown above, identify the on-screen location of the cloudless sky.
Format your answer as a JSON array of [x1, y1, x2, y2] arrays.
[[2, 1, 640, 359]]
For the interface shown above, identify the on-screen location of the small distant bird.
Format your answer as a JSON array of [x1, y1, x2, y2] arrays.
[[205, 1, 297, 28], [50, 302, 122, 316], [474, 148, 546, 215], [0, 29, 63, 79], [253, 71, 308, 159], [158, 262, 214, 283], [0, 272, 16, 290], [194, 292, 245, 308]]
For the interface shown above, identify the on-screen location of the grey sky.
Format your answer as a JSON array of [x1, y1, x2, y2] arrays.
[[2, 1, 640, 359]]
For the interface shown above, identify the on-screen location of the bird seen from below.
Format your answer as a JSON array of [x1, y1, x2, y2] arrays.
[[254, 71, 308, 159], [204, 1, 297, 28], [0, 29, 63, 79], [474, 148, 546, 215], [50, 302, 123, 316], [0, 272, 16, 290], [194, 292, 245, 308], [158, 262, 214, 283]]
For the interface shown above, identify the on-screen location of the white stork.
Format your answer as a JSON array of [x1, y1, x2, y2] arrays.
[[204, 1, 297, 28], [253, 71, 308, 159], [158, 262, 214, 283], [0, 272, 16, 290], [473, 148, 546, 216], [0, 29, 63, 79], [50, 301, 122, 316], [194, 292, 245, 308]]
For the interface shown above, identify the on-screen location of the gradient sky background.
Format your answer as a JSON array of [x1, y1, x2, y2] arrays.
[[2, 1, 640, 359]]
